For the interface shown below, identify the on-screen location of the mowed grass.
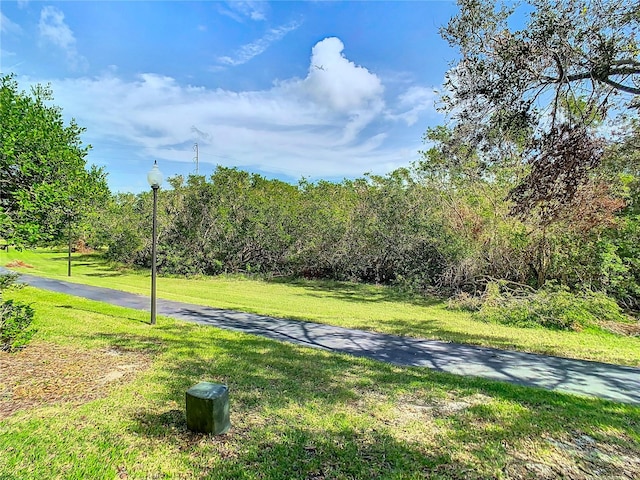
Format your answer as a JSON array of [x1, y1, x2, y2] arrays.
[[2, 248, 640, 366], [1, 287, 639, 479]]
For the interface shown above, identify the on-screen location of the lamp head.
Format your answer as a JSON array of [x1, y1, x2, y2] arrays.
[[147, 160, 163, 188]]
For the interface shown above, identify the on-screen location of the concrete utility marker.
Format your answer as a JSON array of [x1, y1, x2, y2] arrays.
[[5, 269, 640, 406]]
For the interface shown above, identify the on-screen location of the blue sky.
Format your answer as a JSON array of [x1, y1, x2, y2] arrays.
[[1, 1, 459, 193]]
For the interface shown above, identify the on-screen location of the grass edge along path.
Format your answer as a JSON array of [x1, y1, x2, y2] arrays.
[[1, 287, 640, 479], [1, 249, 639, 367]]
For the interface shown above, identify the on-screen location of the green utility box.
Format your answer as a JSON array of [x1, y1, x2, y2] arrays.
[[186, 382, 231, 435]]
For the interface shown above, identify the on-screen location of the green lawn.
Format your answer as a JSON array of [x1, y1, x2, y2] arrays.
[[1, 287, 639, 479], [2, 248, 639, 366]]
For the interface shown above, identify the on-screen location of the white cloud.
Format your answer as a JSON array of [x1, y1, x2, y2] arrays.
[[38, 6, 87, 70], [235, 1, 267, 21], [219, 1, 267, 22], [39, 7, 74, 50], [217, 20, 301, 66], [1, 12, 22, 35], [300, 37, 384, 113], [283, 37, 387, 145], [386, 86, 438, 126], [30, 37, 436, 182]]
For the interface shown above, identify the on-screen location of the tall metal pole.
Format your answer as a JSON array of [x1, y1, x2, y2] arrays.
[[193, 143, 199, 174], [151, 185, 158, 325]]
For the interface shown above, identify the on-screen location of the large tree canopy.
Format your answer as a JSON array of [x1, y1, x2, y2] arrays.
[[0, 74, 109, 245], [439, 0, 639, 213]]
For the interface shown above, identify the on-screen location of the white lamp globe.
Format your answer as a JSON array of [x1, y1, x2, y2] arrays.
[[147, 161, 163, 188]]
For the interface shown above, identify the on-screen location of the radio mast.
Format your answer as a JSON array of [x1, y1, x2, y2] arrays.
[[193, 143, 199, 174]]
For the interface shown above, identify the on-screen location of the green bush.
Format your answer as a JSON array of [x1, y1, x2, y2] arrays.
[[104, 230, 143, 265], [0, 274, 36, 351], [460, 281, 629, 331]]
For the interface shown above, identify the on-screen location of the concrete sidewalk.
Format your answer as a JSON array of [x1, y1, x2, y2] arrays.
[[5, 269, 640, 405]]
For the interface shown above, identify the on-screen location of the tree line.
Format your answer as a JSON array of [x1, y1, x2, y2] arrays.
[[92, 129, 640, 311]]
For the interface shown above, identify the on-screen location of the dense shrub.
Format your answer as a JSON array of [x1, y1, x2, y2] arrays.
[[450, 281, 629, 331], [0, 274, 36, 351], [93, 160, 640, 312]]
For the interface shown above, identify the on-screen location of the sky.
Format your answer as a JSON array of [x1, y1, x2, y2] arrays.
[[0, 0, 459, 193]]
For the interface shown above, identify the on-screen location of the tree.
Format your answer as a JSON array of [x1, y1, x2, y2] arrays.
[[439, 0, 639, 212], [0, 74, 108, 246]]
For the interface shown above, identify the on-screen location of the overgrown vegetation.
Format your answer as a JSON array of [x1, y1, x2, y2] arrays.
[[438, 0, 639, 213], [450, 281, 633, 332], [425, 0, 640, 319], [0, 273, 35, 351], [89, 132, 640, 317]]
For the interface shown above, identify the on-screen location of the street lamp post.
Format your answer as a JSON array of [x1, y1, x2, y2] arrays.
[[67, 213, 72, 277], [147, 161, 163, 325]]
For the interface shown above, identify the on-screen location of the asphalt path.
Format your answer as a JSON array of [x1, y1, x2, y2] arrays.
[[5, 269, 640, 405]]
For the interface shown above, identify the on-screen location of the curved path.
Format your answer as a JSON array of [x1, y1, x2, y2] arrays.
[[6, 270, 640, 406]]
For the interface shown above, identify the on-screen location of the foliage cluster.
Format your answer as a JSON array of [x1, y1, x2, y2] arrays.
[[439, 0, 639, 213], [425, 0, 640, 315], [0, 273, 35, 351], [421, 116, 640, 310], [450, 281, 630, 331], [0, 74, 109, 247], [98, 167, 456, 288]]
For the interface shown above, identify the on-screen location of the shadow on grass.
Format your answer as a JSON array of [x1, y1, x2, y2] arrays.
[[134, 408, 187, 434], [86, 321, 640, 478], [93, 332, 166, 354], [56, 305, 150, 326], [50, 253, 128, 278], [226, 426, 459, 480], [133, 406, 464, 479], [7, 276, 640, 477], [268, 276, 442, 307], [84, 272, 125, 278], [51, 253, 106, 263]]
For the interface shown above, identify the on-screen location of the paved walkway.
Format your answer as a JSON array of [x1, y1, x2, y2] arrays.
[[5, 269, 640, 405]]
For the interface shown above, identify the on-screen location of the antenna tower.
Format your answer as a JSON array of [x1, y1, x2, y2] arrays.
[[193, 143, 199, 174]]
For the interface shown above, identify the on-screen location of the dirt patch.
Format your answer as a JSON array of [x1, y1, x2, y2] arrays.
[[0, 341, 151, 418], [505, 432, 640, 479], [4, 260, 33, 269], [396, 392, 493, 419]]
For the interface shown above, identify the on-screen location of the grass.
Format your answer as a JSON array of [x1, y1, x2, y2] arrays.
[[2, 248, 639, 367], [1, 287, 639, 479]]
